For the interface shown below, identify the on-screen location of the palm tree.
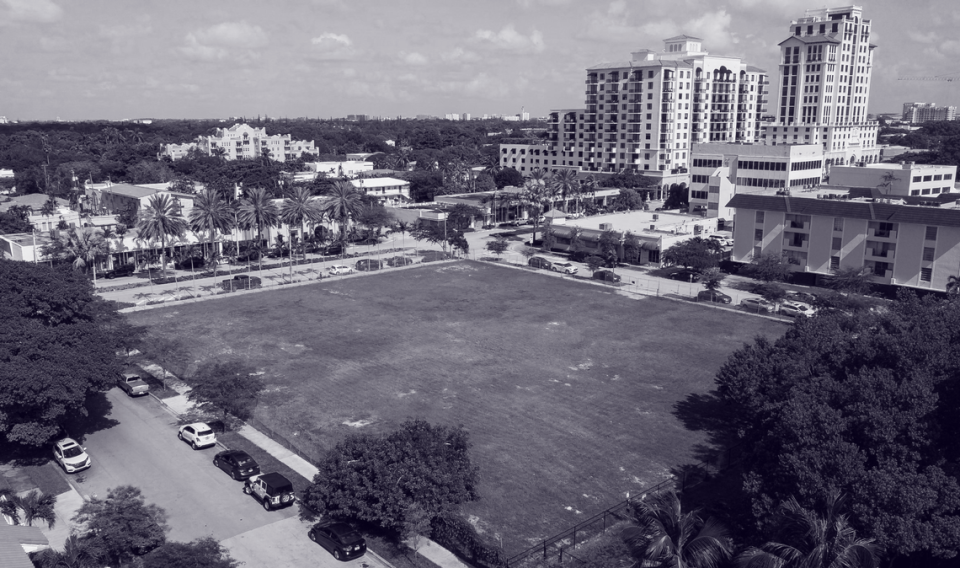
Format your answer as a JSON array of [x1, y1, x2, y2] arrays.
[[736, 493, 881, 568], [322, 180, 363, 246], [33, 534, 103, 568], [188, 188, 234, 267], [394, 220, 411, 251], [136, 194, 188, 278], [621, 490, 733, 568], [237, 187, 280, 270], [0, 489, 57, 528], [56, 227, 109, 285], [550, 169, 579, 213], [280, 186, 325, 261], [521, 170, 555, 245]]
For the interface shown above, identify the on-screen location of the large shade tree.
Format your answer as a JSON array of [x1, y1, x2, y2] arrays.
[[46, 226, 110, 285], [136, 193, 188, 278], [71, 485, 168, 566]]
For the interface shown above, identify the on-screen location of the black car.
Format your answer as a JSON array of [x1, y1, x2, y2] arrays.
[[593, 270, 621, 283], [221, 274, 262, 291], [308, 522, 367, 562], [322, 243, 345, 256], [244, 472, 296, 511], [356, 259, 383, 271], [386, 256, 414, 267], [697, 290, 732, 304], [236, 250, 261, 262], [104, 263, 136, 279], [213, 450, 260, 481], [174, 257, 205, 270], [528, 256, 553, 270], [266, 247, 292, 259], [668, 270, 701, 282]]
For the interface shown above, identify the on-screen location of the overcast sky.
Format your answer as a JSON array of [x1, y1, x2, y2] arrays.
[[0, 0, 957, 121]]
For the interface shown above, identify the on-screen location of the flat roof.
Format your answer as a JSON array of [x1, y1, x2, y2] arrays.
[[351, 177, 409, 187], [727, 193, 960, 228]]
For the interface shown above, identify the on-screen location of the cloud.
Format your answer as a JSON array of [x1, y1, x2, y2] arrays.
[[402, 52, 428, 65], [907, 31, 938, 44], [0, 0, 62, 24], [441, 47, 480, 63], [516, 0, 572, 6], [474, 24, 545, 53], [309, 32, 357, 60], [579, 2, 737, 52], [180, 21, 268, 62]]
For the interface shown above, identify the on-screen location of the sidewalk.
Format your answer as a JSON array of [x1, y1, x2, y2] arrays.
[[151, 375, 469, 568]]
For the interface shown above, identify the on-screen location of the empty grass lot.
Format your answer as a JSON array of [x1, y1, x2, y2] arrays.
[[127, 261, 786, 554]]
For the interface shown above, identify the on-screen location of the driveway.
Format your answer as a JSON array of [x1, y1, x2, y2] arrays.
[[67, 388, 298, 542]]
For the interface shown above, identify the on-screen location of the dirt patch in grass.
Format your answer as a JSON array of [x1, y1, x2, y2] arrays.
[[128, 260, 786, 555]]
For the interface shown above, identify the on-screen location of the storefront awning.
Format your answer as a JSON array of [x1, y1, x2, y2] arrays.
[[640, 241, 659, 250]]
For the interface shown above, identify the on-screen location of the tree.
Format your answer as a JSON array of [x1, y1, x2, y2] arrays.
[[550, 169, 579, 212], [586, 255, 605, 272], [141, 334, 190, 387], [189, 187, 234, 266], [411, 220, 448, 252], [237, 186, 279, 269], [748, 252, 791, 282], [142, 537, 240, 568], [186, 360, 264, 423], [45, 227, 110, 285], [737, 493, 881, 568], [754, 282, 787, 304], [621, 491, 733, 568], [494, 167, 524, 189], [825, 266, 872, 295], [486, 236, 509, 260], [72, 485, 168, 565], [355, 203, 395, 243], [521, 169, 555, 245], [321, 180, 363, 243], [0, 260, 124, 446], [32, 534, 104, 568], [280, 186, 324, 261], [0, 488, 57, 528], [663, 237, 720, 272], [701, 267, 725, 292], [136, 193, 188, 278], [622, 232, 641, 264], [598, 230, 620, 268], [663, 183, 689, 209], [0, 204, 33, 234], [300, 419, 479, 530], [949, 274, 960, 295], [613, 188, 644, 211]]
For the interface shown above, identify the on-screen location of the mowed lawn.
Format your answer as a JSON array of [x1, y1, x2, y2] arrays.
[[127, 261, 785, 553]]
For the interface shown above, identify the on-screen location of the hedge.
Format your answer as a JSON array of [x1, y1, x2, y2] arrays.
[[430, 515, 508, 568]]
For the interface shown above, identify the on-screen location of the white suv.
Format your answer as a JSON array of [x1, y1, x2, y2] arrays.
[[551, 262, 578, 275], [178, 423, 216, 450], [53, 438, 91, 473], [329, 265, 354, 275]]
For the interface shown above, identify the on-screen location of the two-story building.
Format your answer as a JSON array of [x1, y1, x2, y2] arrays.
[[827, 162, 957, 197], [350, 177, 411, 205]]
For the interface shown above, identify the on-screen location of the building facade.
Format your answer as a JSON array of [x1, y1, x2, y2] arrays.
[[759, 5, 880, 168], [828, 162, 957, 197], [902, 102, 957, 123], [728, 192, 960, 292], [499, 141, 552, 173], [164, 124, 319, 162], [350, 177, 411, 205]]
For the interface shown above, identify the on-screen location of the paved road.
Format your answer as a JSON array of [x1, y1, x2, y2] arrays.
[[71, 388, 298, 542]]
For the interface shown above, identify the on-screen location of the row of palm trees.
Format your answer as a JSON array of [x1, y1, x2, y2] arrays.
[[48, 181, 366, 279], [516, 168, 603, 244]]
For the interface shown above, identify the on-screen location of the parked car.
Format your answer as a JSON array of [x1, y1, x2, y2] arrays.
[[386, 256, 414, 267], [785, 290, 818, 305], [322, 243, 344, 256], [329, 264, 354, 275], [697, 290, 732, 304], [780, 300, 816, 318], [740, 297, 778, 313], [213, 450, 261, 481], [117, 372, 149, 397], [53, 438, 91, 473], [708, 235, 734, 247], [266, 247, 292, 259], [528, 257, 553, 270], [420, 251, 453, 263], [174, 257, 205, 270], [356, 259, 383, 271], [178, 422, 217, 450], [593, 270, 621, 283], [236, 250, 261, 263], [104, 264, 136, 279], [308, 522, 367, 561], [243, 472, 296, 511], [499, 221, 519, 227], [221, 275, 262, 291], [551, 261, 578, 275], [668, 269, 701, 282]]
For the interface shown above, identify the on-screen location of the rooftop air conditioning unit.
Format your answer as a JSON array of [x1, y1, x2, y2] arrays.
[[599, 223, 613, 231], [650, 224, 657, 230], [652, 214, 659, 220]]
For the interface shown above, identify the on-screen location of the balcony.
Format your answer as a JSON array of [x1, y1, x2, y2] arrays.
[[870, 229, 898, 239], [783, 238, 808, 250], [866, 248, 895, 259], [663, 85, 675, 93]]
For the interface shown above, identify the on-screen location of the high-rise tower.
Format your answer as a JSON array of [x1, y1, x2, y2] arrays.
[[760, 5, 880, 168]]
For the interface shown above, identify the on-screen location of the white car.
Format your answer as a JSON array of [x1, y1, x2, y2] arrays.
[[740, 297, 778, 313], [709, 235, 734, 247], [329, 265, 354, 275], [53, 438, 91, 473], [178, 423, 217, 450], [780, 301, 816, 318], [551, 262, 578, 275]]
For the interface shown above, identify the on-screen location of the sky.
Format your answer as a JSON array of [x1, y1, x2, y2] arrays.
[[1, 0, 958, 121]]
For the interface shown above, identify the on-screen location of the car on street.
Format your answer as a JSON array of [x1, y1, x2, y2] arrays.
[[780, 300, 816, 318], [221, 275, 261, 291], [174, 257, 205, 270], [308, 522, 367, 561], [528, 256, 553, 270], [697, 290, 732, 304], [178, 423, 217, 450], [356, 259, 383, 271], [321, 243, 344, 256], [53, 438, 91, 473], [551, 261, 578, 274], [243, 472, 296, 511], [668, 269, 701, 282], [235, 250, 261, 263], [499, 221, 519, 227], [387, 256, 414, 267], [593, 270, 621, 283], [785, 290, 818, 305], [213, 450, 261, 481], [708, 235, 734, 247], [740, 297, 778, 313], [104, 264, 136, 279], [117, 372, 149, 397], [266, 247, 292, 259], [329, 265, 354, 275]]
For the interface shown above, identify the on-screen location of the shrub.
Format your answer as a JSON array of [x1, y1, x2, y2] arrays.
[[430, 515, 507, 568]]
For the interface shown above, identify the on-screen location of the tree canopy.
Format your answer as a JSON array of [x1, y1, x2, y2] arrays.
[[300, 419, 479, 530], [72, 485, 168, 565], [663, 237, 721, 272], [0, 260, 125, 446], [186, 360, 264, 423], [142, 537, 239, 568]]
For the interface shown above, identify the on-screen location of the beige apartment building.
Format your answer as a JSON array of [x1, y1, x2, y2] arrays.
[[164, 124, 319, 162]]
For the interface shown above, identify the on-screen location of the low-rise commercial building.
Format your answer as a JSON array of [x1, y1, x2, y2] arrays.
[[350, 177, 411, 205], [828, 162, 957, 197]]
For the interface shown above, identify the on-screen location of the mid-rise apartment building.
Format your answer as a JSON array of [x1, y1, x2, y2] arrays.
[[164, 124, 319, 162], [902, 102, 957, 123], [759, 5, 880, 168], [828, 162, 957, 197], [689, 143, 824, 220], [728, 191, 960, 292]]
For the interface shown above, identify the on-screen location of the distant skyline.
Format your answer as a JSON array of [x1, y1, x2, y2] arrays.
[[1, 0, 958, 121]]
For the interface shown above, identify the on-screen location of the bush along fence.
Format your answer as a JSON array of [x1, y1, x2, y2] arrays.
[[431, 515, 509, 568]]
